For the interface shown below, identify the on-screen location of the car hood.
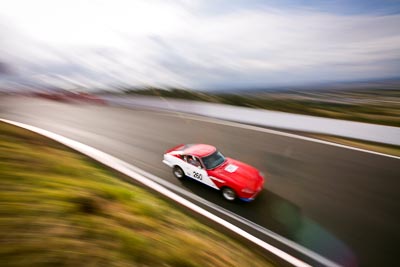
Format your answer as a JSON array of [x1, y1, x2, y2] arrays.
[[212, 158, 262, 188]]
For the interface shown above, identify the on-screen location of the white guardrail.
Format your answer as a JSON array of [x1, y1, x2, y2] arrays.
[[103, 95, 400, 146]]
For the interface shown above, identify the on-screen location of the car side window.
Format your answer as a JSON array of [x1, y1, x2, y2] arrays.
[[191, 156, 203, 169], [185, 155, 203, 169]]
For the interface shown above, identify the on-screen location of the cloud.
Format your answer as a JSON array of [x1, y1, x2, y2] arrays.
[[0, 0, 399, 90]]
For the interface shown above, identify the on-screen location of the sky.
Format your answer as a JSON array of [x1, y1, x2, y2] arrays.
[[0, 0, 399, 91]]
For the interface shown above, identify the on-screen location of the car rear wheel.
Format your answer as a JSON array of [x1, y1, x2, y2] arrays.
[[221, 187, 236, 201], [173, 166, 185, 179]]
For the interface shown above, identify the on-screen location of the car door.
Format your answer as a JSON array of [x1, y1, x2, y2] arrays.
[[181, 155, 202, 179], [182, 155, 218, 189]]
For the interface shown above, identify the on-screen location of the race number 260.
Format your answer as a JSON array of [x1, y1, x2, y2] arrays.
[[193, 171, 202, 180]]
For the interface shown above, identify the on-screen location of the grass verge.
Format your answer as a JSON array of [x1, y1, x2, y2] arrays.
[[0, 122, 276, 267], [306, 133, 400, 157], [121, 88, 400, 127]]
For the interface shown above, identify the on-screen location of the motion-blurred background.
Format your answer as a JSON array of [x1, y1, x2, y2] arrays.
[[1, 1, 399, 267]]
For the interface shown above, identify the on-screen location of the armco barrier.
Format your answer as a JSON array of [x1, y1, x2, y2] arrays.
[[103, 95, 400, 146]]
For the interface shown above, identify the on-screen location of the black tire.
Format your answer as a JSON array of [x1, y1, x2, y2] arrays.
[[172, 166, 185, 179], [221, 187, 236, 201]]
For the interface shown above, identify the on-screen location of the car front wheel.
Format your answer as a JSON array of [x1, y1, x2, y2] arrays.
[[173, 166, 185, 179], [221, 187, 236, 201]]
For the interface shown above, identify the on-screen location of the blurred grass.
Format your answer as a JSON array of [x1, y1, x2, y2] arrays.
[[306, 133, 400, 157], [0, 122, 275, 267]]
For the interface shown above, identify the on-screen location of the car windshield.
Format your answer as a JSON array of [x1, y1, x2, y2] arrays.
[[202, 151, 226, 170]]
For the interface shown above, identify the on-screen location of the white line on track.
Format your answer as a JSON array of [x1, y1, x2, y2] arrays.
[[1, 118, 314, 267], [145, 109, 400, 160]]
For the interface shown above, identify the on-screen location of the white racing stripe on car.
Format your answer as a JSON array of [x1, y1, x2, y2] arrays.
[[0, 118, 336, 267], [209, 176, 225, 183]]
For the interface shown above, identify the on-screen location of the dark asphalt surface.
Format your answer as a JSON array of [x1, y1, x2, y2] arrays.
[[1, 97, 399, 267]]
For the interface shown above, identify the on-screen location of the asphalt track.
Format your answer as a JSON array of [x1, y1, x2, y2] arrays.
[[1, 97, 399, 267]]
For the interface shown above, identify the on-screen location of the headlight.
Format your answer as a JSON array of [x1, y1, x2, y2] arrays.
[[241, 188, 255, 194]]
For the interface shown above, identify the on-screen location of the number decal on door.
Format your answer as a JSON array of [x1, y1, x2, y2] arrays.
[[193, 171, 202, 180]]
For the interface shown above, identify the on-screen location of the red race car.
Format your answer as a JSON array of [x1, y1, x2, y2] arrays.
[[163, 144, 264, 202]]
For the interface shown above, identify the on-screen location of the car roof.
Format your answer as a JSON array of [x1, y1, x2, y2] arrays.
[[183, 144, 216, 158]]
